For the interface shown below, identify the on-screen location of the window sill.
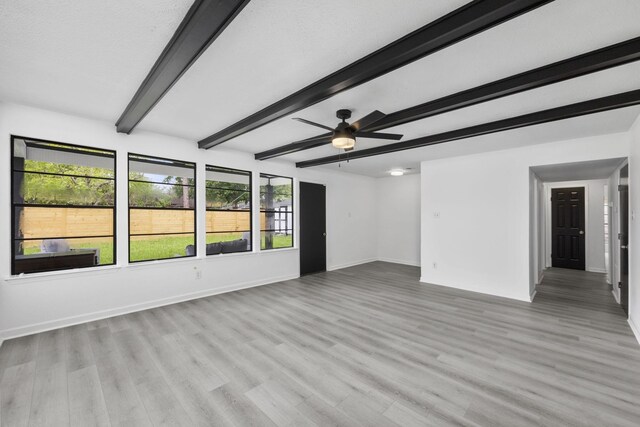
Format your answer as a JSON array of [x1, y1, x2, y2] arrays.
[[206, 247, 298, 258], [259, 247, 297, 253], [125, 256, 199, 268], [3, 248, 299, 283], [4, 264, 122, 283]]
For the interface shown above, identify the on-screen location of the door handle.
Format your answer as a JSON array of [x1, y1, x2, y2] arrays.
[[322, 232, 326, 237], [579, 230, 584, 235], [621, 245, 628, 249]]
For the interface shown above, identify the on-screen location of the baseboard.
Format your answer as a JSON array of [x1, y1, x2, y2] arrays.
[[586, 267, 607, 273], [0, 273, 299, 342], [529, 289, 537, 302], [376, 257, 420, 267], [538, 272, 544, 284], [418, 277, 530, 302], [612, 289, 621, 304], [629, 318, 640, 346], [327, 258, 377, 272]]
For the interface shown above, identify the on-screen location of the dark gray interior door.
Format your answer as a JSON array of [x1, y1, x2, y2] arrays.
[[300, 182, 326, 276], [551, 187, 586, 270]]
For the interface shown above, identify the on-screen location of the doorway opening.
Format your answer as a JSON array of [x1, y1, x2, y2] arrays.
[[529, 158, 629, 316]]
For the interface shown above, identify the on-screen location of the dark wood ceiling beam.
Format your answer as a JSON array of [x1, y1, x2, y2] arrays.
[[257, 36, 640, 160], [199, 0, 554, 149], [370, 36, 640, 130], [256, 134, 332, 161], [116, 0, 251, 134], [296, 89, 640, 168]]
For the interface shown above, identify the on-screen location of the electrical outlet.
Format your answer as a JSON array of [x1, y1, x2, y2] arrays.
[[432, 262, 437, 269], [195, 270, 202, 280], [433, 212, 440, 218]]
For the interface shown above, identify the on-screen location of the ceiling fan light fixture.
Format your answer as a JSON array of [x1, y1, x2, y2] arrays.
[[332, 126, 355, 149], [282, 109, 402, 158], [332, 136, 356, 149]]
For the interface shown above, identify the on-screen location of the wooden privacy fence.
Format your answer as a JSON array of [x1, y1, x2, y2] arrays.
[[130, 209, 195, 235], [21, 207, 113, 239], [20, 207, 266, 238]]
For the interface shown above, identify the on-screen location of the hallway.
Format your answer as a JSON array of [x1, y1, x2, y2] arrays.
[[535, 267, 627, 315]]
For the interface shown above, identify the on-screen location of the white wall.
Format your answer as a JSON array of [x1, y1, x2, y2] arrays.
[[543, 179, 607, 273], [608, 163, 627, 302], [608, 172, 618, 298], [537, 176, 545, 286], [629, 116, 640, 343], [421, 132, 631, 302], [0, 102, 377, 340], [529, 171, 547, 297], [529, 170, 539, 298], [375, 174, 421, 266], [302, 169, 378, 271]]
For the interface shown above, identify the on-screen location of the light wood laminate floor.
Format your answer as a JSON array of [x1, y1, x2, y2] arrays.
[[1, 262, 639, 426]]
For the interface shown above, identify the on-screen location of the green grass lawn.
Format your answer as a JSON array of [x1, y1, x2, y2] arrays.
[[261, 233, 293, 249], [130, 235, 195, 261], [23, 232, 293, 264]]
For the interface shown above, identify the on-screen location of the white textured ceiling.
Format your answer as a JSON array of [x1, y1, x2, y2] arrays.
[[139, 0, 469, 136], [1, 0, 640, 177], [0, 0, 193, 121]]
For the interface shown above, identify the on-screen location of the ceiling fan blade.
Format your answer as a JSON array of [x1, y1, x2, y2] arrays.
[[350, 110, 386, 131], [292, 117, 334, 131], [354, 131, 403, 140]]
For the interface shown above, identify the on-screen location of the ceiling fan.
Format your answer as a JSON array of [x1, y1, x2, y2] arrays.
[[292, 109, 403, 151]]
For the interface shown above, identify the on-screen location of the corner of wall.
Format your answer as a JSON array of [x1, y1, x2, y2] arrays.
[[630, 112, 640, 346], [377, 257, 420, 267], [375, 173, 421, 267], [327, 258, 377, 272]]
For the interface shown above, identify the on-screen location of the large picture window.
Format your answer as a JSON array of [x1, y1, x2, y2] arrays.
[[128, 154, 196, 262], [260, 174, 293, 250], [11, 136, 116, 275], [206, 166, 252, 254]]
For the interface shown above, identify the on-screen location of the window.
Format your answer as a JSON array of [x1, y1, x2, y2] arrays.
[[260, 174, 293, 250], [11, 136, 116, 274], [128, 154, 195, 262], [206, 165, 252, 254]]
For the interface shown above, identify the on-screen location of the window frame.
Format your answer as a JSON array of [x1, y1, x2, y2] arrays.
[[205, 165, 253, 255], [127, 152, 196, 263], [259, 173, 294, 251], [10, 135, 117, 275]]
